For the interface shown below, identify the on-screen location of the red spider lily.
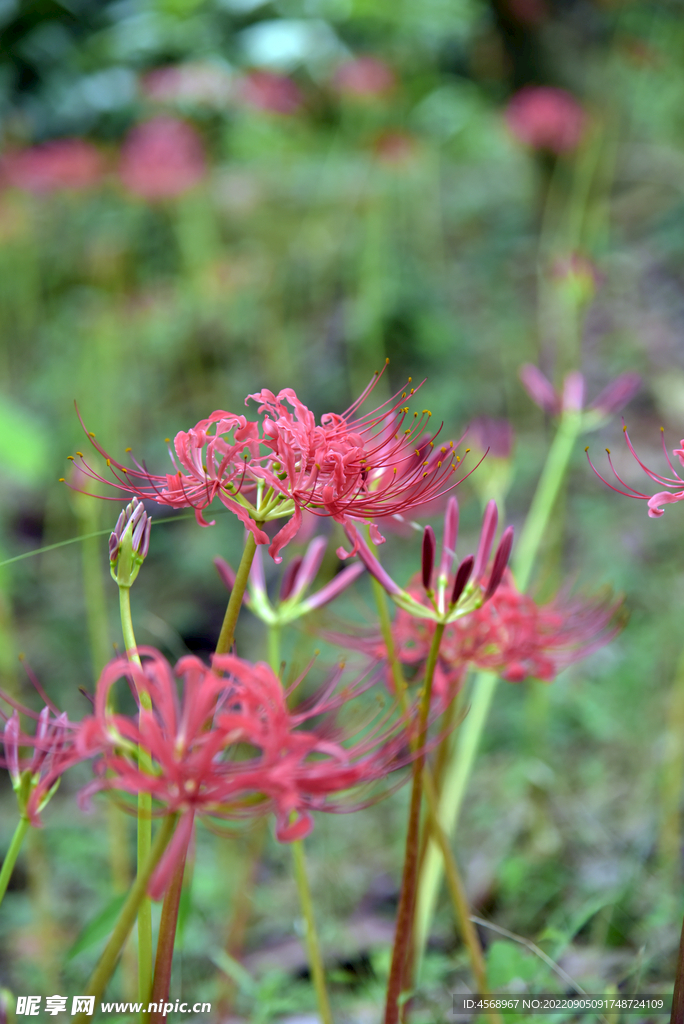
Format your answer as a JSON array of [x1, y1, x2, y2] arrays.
[[344, 497, 512, 621], [119, 117, 206, 199], [75, 648, 429, 898], [519, 364, 641, 421], [587, 424, 684, 518], [334, 570, 621, 691], [0, 693, 81, 825], [505, 86, 585, 153], [68, 368, 474, 562], [1, 139, 104, 193]]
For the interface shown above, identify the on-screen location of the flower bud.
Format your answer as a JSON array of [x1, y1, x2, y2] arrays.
[[450, 555, 474, 607], [438, 497, 459, 582], [422, 526, 436, 593], [110, 497, 152, 588], [484, 526, 514, 601], [473, 500, 499, 581]]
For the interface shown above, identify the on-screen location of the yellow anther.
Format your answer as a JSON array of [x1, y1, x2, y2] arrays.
[[585, 446, 589, 452], [106, 459, 110, 467], [408, 376, 412, 382], [465, 448, 470, 453], [606, 448, 611, 454], [165, 438, 171, 443], [67, 455, 74, 461], [125, 447, 132, 452], [58, 477, 65, 482], [76, 451, 83, 457], [437, 461, 442, 467], [88, 432, 95, 437], [623, 426, 627, 433], [402, 393, 407, 399], [415, 449, 421, 456]]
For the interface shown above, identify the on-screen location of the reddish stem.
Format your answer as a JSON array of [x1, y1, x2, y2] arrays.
[[672, 911, 684, 1024], [384, 622, 445, 1024], [149, 854, 187, 1024]]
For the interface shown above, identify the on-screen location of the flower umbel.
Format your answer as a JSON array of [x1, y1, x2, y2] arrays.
[[69, 367, 474, 562], [76, 648, 427, 898]]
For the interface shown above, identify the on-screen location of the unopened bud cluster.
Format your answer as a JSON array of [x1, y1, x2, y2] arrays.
[[109, 498, 152, 588]]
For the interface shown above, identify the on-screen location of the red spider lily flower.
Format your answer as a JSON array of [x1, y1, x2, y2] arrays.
[[505, 86, 586, 153], [1, 139, 105, 193], [238, 71, 304, 115], [345, 497, 513, 622], [75, 649, 429, 898], [1, 696, 81, 825], [334, 570, 622, 693], [119, 117, 206, 199], [69, 368, 474, 562], [332, 57, 396, 100], [142, 62, 233, 109], [587, 424, 684, 518]]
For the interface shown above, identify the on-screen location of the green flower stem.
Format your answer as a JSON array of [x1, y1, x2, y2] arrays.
[[384, 621, 445, 1024], [0, 816, 29, 908], [215, 532, 258, 655], [149, 852, 187, 1024], [272, 619, 332, 1021], [119, 584, 153, 1011], [413, 408, 584, 973], [291, 838, 334, 1024], [73, 815, 177, 1024], [511, 409, 583, 592]]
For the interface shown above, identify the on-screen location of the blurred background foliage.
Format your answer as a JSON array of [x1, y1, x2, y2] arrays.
[[1, 0, 684, 1020]]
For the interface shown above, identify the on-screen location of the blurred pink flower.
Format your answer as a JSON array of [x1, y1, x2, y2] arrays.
[[1, 689, 81, 826], [1, 139, 104, 193], [119, 117, 206, 199], [468, 417, 514, 459], [76, 648, 423, 897], [393, 570, 621, 684], [238, 71, 303, 115], [505, 86, 586, 153], [333, 57, 396, 99], [519, 364, 641, 419], [142, 62, 233, 108], [336, 569, 621, 692]]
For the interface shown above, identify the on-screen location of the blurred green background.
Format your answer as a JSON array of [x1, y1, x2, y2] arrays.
[[1, 0, 684, 1020]]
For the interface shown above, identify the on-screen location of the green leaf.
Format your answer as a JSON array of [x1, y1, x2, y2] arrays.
[[66, 893, 127, 960]]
